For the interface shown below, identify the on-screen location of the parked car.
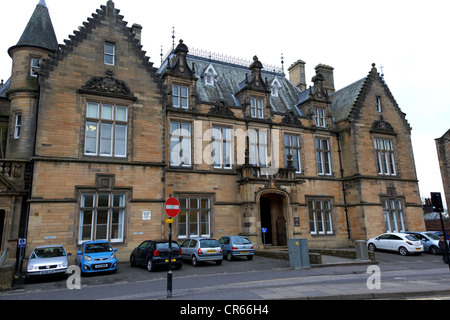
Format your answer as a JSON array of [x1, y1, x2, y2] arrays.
[[430, 231, 450, 241], [180, 237, 223, 266], [75, 240, 118, 274], [130, 240, 182, 271], [403, 231, 442, 255], [367, 232, 423, 256], [25, 245, 71, 279], [218, 236, 255, 261]]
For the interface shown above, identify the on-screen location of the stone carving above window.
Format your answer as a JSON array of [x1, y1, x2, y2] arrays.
[[96, 174, 115, 192], [79, 69, 136, 100], [208, 100, 236, 117], [371, 115, 395, 134], [281, 111, 302, 127]]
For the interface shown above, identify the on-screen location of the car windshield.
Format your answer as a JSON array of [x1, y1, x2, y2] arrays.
[[405, 235, 418, 241], [199, 239, 219, 248], [84, 243, 113, 253], [157, 242, 180, 250], [32, 247, 66, 259], [233, 237, 251, 245], [424, 233, 441, 240]]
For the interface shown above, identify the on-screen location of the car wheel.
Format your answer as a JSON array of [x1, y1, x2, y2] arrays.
[[192, 255, 198, 267], [216, 259, 223, 265], [147, 259, 154, 272], [399, 246, 409, 256], [368, 243, 376, 251], [227, 252, 233, 261], [247, 255, 253, 261], [430, 246, 439, 255], [130, 255, 136, 267]]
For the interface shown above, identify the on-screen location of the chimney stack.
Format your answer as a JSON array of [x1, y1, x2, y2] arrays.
[[315, 64, 335, 93], [288, 59, 307, 91]]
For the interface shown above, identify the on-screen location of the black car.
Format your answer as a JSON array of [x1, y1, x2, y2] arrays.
[[130, 240, 183, 272]]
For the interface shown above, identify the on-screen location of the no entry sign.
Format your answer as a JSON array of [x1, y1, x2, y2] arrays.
[[165, 197, 180, 218]]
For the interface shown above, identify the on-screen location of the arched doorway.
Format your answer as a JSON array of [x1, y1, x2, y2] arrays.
[[259, 193, 287, 246]]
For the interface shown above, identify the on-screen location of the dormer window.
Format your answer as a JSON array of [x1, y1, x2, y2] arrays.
[[172, 84, 189, 109], [203, 64, 218, 87], [270, 78, 282, 97], [250, 97, 264, 119], [104, 42, 115, 66]]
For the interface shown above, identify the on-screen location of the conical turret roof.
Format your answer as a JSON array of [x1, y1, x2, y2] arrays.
[[8, 0, 58, 55]]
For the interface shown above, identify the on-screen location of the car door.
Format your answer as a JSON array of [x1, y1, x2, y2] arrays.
[[389, 235, 403, 251], [134, 241, 149, 264], [180, 239, 191, 260], [218, 237, 225, 250], [188, 239, 198, 257], [75, 243, 84, 266], [146, 241, 156, 261], [376, 234, 391, 250], [218, 237, 229, 253]]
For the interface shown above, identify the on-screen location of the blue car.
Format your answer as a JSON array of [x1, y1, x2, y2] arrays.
[[76, 240, 118, 274]]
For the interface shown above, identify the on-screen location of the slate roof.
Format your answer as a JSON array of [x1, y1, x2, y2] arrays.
[[0, 78, 11, 99], [8, 1, 58, 55], [329, 78, 366, 122], [161, 53, 304, 116]]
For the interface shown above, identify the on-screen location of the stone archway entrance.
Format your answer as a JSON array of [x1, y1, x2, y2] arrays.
[[259, 193, 287, 246]]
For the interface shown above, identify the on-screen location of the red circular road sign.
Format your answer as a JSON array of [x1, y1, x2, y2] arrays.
[[165, 197, 180, 218]]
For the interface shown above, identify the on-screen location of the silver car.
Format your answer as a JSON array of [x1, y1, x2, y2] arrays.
[[180, 237, 223, 266], [218, 236, 255, 261], [404, 231, 442, 255], [25, 245, 71, 279]]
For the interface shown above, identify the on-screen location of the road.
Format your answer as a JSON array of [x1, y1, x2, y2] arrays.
[[1, 251, 450, 302]]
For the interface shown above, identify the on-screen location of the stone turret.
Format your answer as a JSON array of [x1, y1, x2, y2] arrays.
[[6, 0, 58, 159]]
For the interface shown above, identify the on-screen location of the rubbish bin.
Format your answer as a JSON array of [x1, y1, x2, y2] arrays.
[[355, 240, 369, 260], [288, 238, 310, 269]]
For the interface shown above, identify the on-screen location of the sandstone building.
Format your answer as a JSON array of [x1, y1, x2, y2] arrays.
[[436, 129, 450, 211], [0, 1, 425, 263]]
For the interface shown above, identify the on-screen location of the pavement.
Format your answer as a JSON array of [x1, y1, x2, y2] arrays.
[[234, 251, 450, 300], [162, 251, 450, 301]]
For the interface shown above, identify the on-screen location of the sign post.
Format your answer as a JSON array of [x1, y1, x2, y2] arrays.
[[165, 196, 180, 298], [261, 228, 267, 249]]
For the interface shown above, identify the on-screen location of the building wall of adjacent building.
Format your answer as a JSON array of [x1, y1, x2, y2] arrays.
[[436, 130, 450, 210]]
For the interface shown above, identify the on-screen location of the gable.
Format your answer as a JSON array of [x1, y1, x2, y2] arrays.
[[34, 1, 165, 161], [330, 64, 411, 131], [40, 1, 155, 80]]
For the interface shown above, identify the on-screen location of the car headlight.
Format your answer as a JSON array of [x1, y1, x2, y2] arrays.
[[84, 255, 92, 261], [110, 253, 116, 259], [27, 264, 37, 271]]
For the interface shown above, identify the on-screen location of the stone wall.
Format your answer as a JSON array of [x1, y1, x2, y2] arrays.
[[0, 259, 15, 291]]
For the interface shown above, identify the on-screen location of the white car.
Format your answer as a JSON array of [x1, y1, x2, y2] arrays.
[[367, 232, 423, 256]]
